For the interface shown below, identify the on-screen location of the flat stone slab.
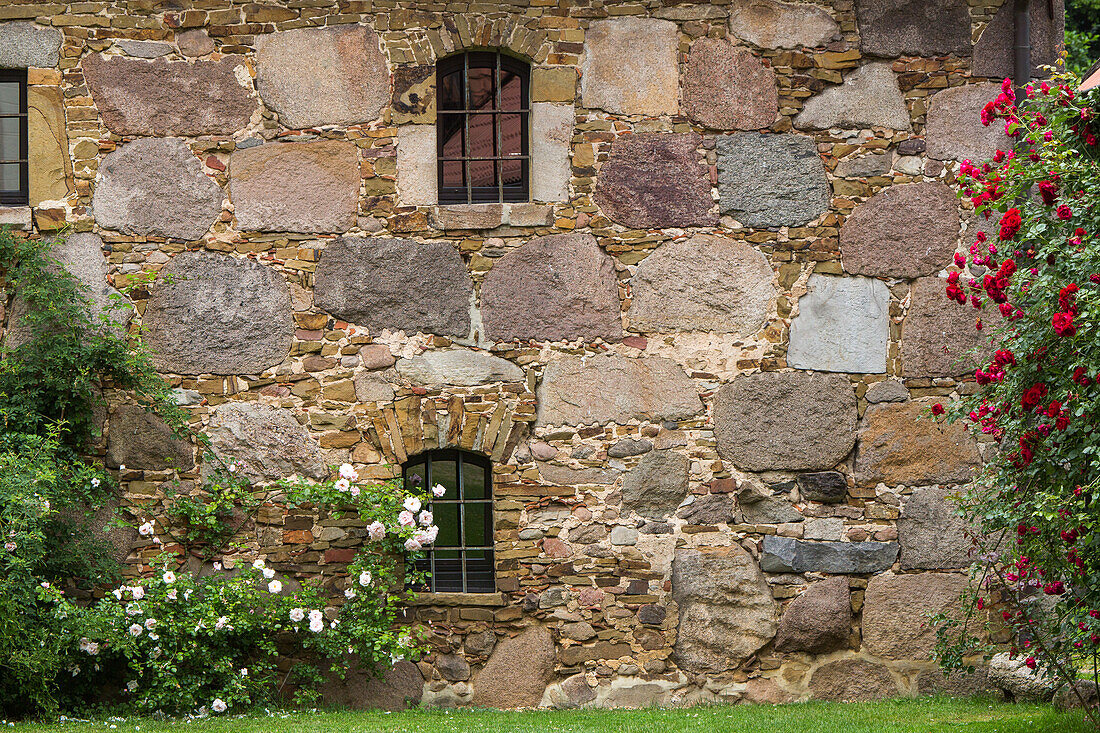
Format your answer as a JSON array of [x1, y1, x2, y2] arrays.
[[622, 450, 690, 520], [230, 140, 360, 234], [841, 181, 960, 278], [796, 63, 910, 131], [142, 251, 294, 375], [93, 137, 222, 241], [629, 234, 775, 335], [314, 237, 472, 337], [82, 54, 255, 136], [683, 39, 778, 130], [903, 277, 999, 377], [855, 0, 972, 57], [28, 85, 72, 206], [788, 274, 889, 374], [0, 22, 62, 68], [898, 487, 974, 570], [925, 83, 1011, 163], [728, 0, 841, 49], [255, 25, 389, 129], [862, 571, 969, 659], [395, 349, 523, 386], [854, 398, 982, 488], [115, 39, 172, 58], [713, 371, 857, 471], [761, 535, 899, 574], [581, 18, 679, 116], [207, 402, 326, 483], [672, 545, 777, 673], [106, 404, 194, 471], [480, 233, 622, 343], [50, 232, 127, 324], [538, 354, 702, 427], [717, 133, 830, 228], [595, 133, 716, 229], [797, 471, 849, 503]]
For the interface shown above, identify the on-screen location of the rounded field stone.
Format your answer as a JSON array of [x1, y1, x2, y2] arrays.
[[581, 18, 679, 116], [861, 571, 970, 660], [314, 237, 472, 337], [143, 251, 294, 375], [683, 39, 778, 130], [713, 371, 857, 472], [809, 659, 899, 701], [728, 0, 840, 49], [82, 54, 255, 136], [795, 62, 910, 131], [629, 234, 775, 335], [480, 233, 622, 343], [622, 450, 690, 520], [538, 354, 703, 427], [840, 181, 960, 278], [594, 133, 717, 229], [230, 140, 360, 234], [854, 399, 981, 488], [471, 626, 555, 708], [855, 0, 971, 57], [925, 83, 1012, 163], [93, 137, 222, 241], [255, 25, 389, 129], [717, 133, 830, 228], [898, 487, 975, 570], [774, 576, 851, 654], [206, 402, 326, 483], [902, 277, 999, 377], [106, 404, 194, 471]]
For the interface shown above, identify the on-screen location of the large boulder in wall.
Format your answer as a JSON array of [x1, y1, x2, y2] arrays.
[[471, 626, 555, 708]]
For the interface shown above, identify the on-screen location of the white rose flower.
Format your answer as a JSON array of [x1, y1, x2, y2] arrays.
[[111, 587, 124, 600], [211, 699, 227, 714], [432, 483, 446, 497], [144, 618, 157, 630], [263, 568, 275, 579], [289, 608, 305, 623], [309, 618, 324, 633], [252, 559, 266, 570], [149, 633, 159, 641], [398, 510, 415, 527], [138, 521, 154, 537], [240, 668, 248, 677], [167, 589, 178, 601], [126, 680, 138, 692], [268, 580, 283, 594], [418, 510, 433, 527], [125, 604, 140, 617], [339, 463, 358, 481], [367, 521, 386, 540], [349, 486, 361, 498], [131, 586, 145, 601], [344, 589, 356, 599], [308, 609, 323, 622], [358, 571, 372, 586], [404, 537, 422, 552], [215, 616, 229, 630], [91, 478, 100, 488], [128, 624, 143, 637], [334, 478, 351, 493], [162, 571, 176, 584], [213, 562, 223, 571], [403, 496, 422, 513]]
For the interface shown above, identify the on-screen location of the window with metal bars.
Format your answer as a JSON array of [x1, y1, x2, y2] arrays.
[[403, 449, 495, 593], [436, 50, 530, 204], [0, 69, 28, 206]]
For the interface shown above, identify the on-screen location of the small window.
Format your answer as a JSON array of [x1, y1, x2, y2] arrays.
[[436, 50, 529, 204], [403, 449, 495, 593], [0, 69, 28, 206]]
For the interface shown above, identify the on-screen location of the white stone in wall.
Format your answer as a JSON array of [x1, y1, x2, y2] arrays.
[[787, 274, 889, 374], [728, 0, 841, 49], [795, 63, 911, 131], [581, 18, 680, 116], [396, 125, 438, 206], [395, 349, 524, 387], [530, 102, 573, 202]]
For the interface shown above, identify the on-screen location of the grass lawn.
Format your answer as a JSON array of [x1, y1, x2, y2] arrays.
[[10, 697, 1096, 733]]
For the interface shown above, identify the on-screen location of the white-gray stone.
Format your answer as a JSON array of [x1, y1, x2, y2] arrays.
[[93, 137, 222, 241], [728, 0, 841, 49], [629, 234, 776, 335], [788, 274, 889, 374], [796, 63, 911, 131], [397, 125, 437, 206], [395, 350, 524, 386], [865, 379, 909, 403], [803, 518, 845, 541], [989, 653, 1057, 702], [207, 402, 327, 482], [610, 526, 639, 546], [353, 370, 396, 403], [0, 22, 62, 68], [115, 40, 173, 58], [531, 103, 573, 202], [581, 18, 679, 116]]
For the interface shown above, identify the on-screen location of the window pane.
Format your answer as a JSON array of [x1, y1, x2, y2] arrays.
[[439, 69, 464, 110], [500, 70, 522, 110], [432, 457, 458, 498], [469, 160, 494, 188], [464, 502, 490, 547], [440, 113, 465, 157], [0, 83, 19, 115], [501, 159, 523, 188], [404, 460, 426, 491], [467, 113, 495, 158], [0, 163, 20, 192], [442, 160, 464, 190], [499, 113, 523, 155], [462, 459, 487, 500], [468, 65, 494, 110], [432, 501, 461, 548]]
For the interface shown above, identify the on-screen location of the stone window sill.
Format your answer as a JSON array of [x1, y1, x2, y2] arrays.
[[407, 591, 507, 607], [0, 206, 32, 231], [429, 202, 553, 231]]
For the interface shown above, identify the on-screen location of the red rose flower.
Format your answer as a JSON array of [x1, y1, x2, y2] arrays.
[[932, 403, 945, 416], [1057, 204, 1073, 220], [1052, 311, 1076, 336], [999, 208, 1023, 240]]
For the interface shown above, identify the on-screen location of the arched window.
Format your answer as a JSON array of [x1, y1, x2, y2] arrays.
[[403, 449, 495, 593], [436, 50, 530, 204]]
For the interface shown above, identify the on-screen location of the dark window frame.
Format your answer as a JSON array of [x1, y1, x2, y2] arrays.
[[436, 50, 530, 204], [0, 68, 29, 206], [402, 449, 495, 593]]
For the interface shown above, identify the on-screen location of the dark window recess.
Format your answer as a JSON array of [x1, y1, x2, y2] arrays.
[[436, 50, 529, 204], [403, 449, 495, 593], [0, 69, 28, 206]]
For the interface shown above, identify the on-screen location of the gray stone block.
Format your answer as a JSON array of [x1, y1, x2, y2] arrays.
[[788, 274, 889, 374], [717, 133, 830, 228], [761, 535, 898, 573]]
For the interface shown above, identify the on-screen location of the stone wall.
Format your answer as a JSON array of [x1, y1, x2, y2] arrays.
[[0, 0, 1064, 709]]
